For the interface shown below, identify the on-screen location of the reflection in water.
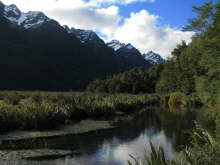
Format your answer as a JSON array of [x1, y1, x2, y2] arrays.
[[0, 109, 195, 165], [56, 129, 175, 165]]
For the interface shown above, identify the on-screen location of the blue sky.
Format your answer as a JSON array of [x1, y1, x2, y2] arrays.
[[2, 0, 213, 58], [119, 0, 214, 29]]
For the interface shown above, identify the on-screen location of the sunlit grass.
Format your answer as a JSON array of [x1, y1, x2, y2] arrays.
[[0, 91, 165, 132]]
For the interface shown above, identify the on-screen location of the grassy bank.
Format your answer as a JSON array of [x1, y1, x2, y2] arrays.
[[0, 91, 168, 132]]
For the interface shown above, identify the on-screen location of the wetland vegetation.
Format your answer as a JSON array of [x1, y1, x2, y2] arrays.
[[0, 91, 168, 132]]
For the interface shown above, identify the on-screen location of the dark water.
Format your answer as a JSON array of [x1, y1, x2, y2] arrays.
[[0, 109, 196, 165]]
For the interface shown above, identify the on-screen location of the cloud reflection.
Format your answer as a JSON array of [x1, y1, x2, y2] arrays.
[[56, 129, 176, 165]]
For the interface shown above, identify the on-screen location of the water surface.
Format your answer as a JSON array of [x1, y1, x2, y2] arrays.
[[0, 109, 195, 165]]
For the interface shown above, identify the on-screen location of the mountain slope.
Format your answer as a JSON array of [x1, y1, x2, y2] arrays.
[[143, 51, 165, 64], [0, 3, 121, 90], [107, 40, 151, 69], [64, 25, 106, 47], [3, 4, 56, 29], [0, 2, 152, 90]]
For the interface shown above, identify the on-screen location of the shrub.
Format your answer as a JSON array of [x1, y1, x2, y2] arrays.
[[168, 92, 188, 112]]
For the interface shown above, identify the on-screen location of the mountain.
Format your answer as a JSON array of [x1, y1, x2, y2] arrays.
[[0, 2, 120, 90], [3, 4, 58, 29], [143, 51, 165, 64], [106, 40, 125, 51], [107, 40, 164, 65], [107, 40, 152, 70], [107, 40, 141, 56], [64, 25, 105, 47], [107, 40, 151, 69], [0, 2, 152, 91]]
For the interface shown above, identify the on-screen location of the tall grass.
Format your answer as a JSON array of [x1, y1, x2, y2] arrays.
[[0, 91, 165, 132], [128, 142, 172, 165], [128, 123, 220, 165]]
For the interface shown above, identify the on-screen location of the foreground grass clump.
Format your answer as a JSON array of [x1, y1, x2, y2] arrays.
[[0, 91, 164, 132], [128, 124, 220, 165], [180, 124, 220, 165], [128, 142, 172, 165]]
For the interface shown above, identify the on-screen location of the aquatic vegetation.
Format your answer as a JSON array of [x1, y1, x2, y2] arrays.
[[128, 142, 173, 165], [0, 91, 165, 132], [128, 124, 220, 165], [178, 123, 220, 165]]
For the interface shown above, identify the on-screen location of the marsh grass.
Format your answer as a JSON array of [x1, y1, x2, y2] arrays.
[[0, 92, 166, 132], [128, 123, 220, 165], [179, 123, 220, 165], [128, 142, 174, 165]]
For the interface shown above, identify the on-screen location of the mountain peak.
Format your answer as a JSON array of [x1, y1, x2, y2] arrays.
[[143, 51, 165, 64], [3, 3, 51, 29], [107, 40, 138, 52], [63, 25, 70, 32], [67, 28, 105, 46], [0, 1, 5, 13], [4, 4, 21, 20], [125, 43, 135, 50], [107, 40, 125, 51]]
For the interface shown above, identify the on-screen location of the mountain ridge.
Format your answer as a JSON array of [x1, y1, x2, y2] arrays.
[[2, 2, 164, 65], [107, 40, 165, 64], [143, 51, 165, 64], [0, 1, 154, 91]]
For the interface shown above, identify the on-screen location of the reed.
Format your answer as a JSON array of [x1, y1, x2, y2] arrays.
[[0, 91, 164, 132]]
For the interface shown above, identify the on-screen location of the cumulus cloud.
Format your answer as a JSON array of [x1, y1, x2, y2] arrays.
[[2, 0, 121, 33], [87, 0, 155, 6], [49, 5, 121, 33], [1, 0, 154, 11], [111, 10, 194, 58]]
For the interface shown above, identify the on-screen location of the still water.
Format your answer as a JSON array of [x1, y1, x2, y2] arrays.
[[0, 109, 195, 165]]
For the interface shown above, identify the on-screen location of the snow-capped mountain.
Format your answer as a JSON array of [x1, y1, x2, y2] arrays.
[[108, 40, 164, 64], [0, 1, 154, 90], [1, 2, 163, 66], [106, 40, 125, 51], [64, 25, 105, 46], [107, 40, 139, 54], [107, 40, 151, 69], [3, 4, 54, 29], [143, 51, 165, 64]]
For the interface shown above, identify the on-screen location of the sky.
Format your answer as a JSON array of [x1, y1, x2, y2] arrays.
[[1, 0, 213, 58]]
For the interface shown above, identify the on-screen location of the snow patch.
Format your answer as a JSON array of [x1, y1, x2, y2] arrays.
[[107, 40, 125, 51], [3, 4, 51, 29], [144, 51, 165, 64]]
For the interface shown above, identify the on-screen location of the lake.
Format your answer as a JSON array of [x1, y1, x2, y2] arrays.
[[0, 108, 196, 165]]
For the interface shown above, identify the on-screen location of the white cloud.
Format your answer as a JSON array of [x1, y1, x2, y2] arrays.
[[87, 0, 155, 6], [1, 0, 121, 33], [110, 10, 194, 58], [49, 5, 121, 32], [1, 0, 154, 11]]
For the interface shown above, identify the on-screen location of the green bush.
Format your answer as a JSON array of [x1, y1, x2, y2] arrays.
[[168, 92, 189, 112]]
